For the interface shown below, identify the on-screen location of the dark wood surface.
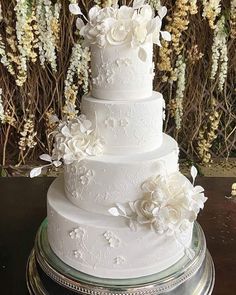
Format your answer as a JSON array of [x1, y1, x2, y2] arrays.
[[0, 177, 235, 295]]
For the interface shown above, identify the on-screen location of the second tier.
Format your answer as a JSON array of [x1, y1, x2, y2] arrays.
[[81, 91, 164, 154], [64, 134, 179, 215]]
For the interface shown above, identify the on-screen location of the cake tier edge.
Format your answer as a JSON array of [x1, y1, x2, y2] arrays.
[[64, 134, 179, 215], [47, 177, 193, 279], [81, 92, 164, 154]]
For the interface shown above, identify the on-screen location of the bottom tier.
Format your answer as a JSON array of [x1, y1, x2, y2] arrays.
[[47, 177, 193, 279]]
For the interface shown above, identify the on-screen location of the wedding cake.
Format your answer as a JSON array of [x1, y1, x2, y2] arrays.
[[44, 2, 207, 279]]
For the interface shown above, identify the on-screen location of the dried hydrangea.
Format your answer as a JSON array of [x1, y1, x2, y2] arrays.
[[14, 0, 38, 86], [197, 98, 220, 164], [187, 45, 204, 64], [18, 116, 37, 152], [158, 0, 198, 80], [148, 0, 161, 11], [0, 9, 15, 76], [174, 55, 186, 130], [210, 16, 228, 92], [35, 0, 61, 72], [63, 43, 90, 120], [0, 88, 5, 123], [202, 0, 221, 29], [0, 3, 2, 22], [45, 108, 59, 133], [230, 0, 236, 38], [102, 0, 113, 8]]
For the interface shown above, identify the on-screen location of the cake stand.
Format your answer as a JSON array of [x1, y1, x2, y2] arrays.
[[26, 220, 215, 295]]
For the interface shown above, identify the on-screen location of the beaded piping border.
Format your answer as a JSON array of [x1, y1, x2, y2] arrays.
[[34, 223, 207, 295]]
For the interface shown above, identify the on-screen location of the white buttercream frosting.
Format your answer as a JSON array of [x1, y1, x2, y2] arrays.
[[81, 92, 164, 154]]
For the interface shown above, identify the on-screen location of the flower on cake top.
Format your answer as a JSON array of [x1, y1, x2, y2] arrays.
[[109, 166, 207, 235], [30, 114, 104, 177], [69, 0, 171, 60]]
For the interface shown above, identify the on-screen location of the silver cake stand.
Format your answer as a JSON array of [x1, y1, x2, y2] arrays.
[[26, 220, 215, 295]]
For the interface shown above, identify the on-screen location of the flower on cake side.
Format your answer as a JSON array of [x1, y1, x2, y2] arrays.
[[69, 0, 171, 61], [30, 114, 104, 177], [109, 166, 207, 235]]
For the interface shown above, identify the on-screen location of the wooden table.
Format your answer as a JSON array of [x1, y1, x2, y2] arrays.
[[0, 177, 235, 295]]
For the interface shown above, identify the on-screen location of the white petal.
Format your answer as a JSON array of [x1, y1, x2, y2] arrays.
[[69, 4, 83, 15], [76, 18, 84, 30], [158, 6, 167, 19], [190, 166, 198, 184], [133, 0, 145, 10], [160, 30, 171, 41], [115, 203, 127, 215], [194, 185, 204, 194], [53, 160, 62, 167], [152, 207, 159, 216], [61, 125, 71, 137], [147, 18, 158, 35], [153, 34, 161, 46], [138, 47, 147, 62], [39, 154, 52, 162], [88, 6, 100, 20], [30, 167, 42, 178], [129, 218, 137, 231], [108, 207, 120, 216], [129, 201, 136, 212], [63, 153, 75, 164]]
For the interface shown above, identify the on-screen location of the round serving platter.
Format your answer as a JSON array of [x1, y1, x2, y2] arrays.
[[26, 220, 215, 295]]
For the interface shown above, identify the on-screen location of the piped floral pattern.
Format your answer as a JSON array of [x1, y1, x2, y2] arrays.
[[104, 231, 121, 248], [77, 166, 95, 185], [114, 256, 125, 265], [92, 63, 115, 87], [69, 227, 86, 240], [92, 58, 132, 88], [73, 250, 83, 260], [104, 117, 129, 128]]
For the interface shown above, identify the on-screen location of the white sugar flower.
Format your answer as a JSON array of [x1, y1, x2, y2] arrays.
[[109, 168, 207, 235], [117, 6, 135, 20], [30, 114, 104, 177], [107, 20, 132, 45], [70, 1, 171, 60], [85, 138, 105, 156]]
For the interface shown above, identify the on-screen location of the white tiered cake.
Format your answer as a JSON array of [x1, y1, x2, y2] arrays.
[[46, 2, 207, 280]]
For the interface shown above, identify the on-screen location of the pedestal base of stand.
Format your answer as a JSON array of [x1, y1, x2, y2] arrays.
[[26, 220, 215, 295]]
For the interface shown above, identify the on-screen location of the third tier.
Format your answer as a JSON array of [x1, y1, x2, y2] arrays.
[[81, 91, 164, 154], [64, 134, 179, 215]]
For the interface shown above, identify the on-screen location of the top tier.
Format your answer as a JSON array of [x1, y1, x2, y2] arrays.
[[73, 3, 171, 100], [91, 42, 153, 100]]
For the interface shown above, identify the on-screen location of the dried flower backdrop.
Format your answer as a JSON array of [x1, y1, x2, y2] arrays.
[[0, 0, 235, 172]]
